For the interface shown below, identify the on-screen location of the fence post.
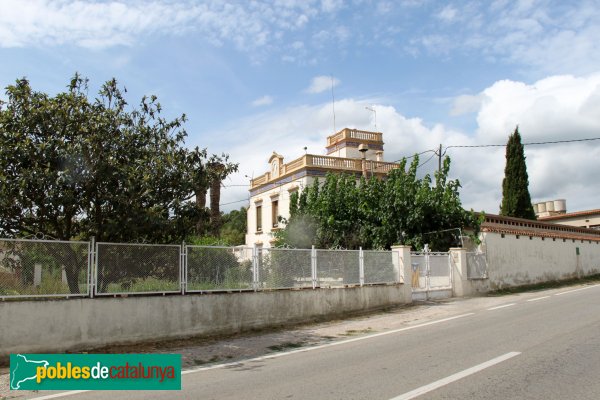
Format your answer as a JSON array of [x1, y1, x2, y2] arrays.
[[180, 241, 186, 295], [424, 244, 430, 294], [89, 236, 95, 298], [391, 245, 413, 304], [311, 245, 317, 289], [359, 247, 365, 286], [253, 244, 259, 291], [449, 248, 471, 297]]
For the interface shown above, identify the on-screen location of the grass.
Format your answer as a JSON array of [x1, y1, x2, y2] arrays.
[[104, 277, 179, 293], [487, 273, 600, 296], [0, 274, 87, 296]]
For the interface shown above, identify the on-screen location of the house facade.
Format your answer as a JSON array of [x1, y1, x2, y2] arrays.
[[245, 128, 401, 248]]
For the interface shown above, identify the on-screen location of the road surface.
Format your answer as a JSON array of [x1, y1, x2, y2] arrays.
[[21, 283, 600, 399]]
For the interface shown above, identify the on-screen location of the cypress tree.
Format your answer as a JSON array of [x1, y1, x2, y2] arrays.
[[500, 127, 536, 219]]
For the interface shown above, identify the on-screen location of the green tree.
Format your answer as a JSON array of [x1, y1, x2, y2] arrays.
[[219, 207, 247, 245], [276, 155, 478, 251], [500, 127, 536, 220], [0, 75, 237, 292]]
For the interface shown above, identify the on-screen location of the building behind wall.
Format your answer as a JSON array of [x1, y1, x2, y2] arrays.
[[245, 128, 402, 248], [533, 199, 600, 230]]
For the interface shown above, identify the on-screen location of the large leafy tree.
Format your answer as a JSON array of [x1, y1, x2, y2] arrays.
[[0, 75, 237, 292], [219, 207, 247, 245], [276, 155, 478, 251], [500, 127, 536, 220]]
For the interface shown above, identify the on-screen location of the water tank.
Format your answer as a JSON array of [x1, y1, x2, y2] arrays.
[[554, 199, 567, 213], [545, 201, 555, 212], [537, 202, 546, 213]]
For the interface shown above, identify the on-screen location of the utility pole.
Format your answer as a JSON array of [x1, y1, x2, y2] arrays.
[[438, 143, 442, 172]]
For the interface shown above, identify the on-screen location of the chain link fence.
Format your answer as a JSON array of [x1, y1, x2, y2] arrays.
[[186, 246, 253, 292], [316, 250, 360, 287], [466, 252, 488, 279], [428, 253, 452, 288], [409, 252, 452, 290], [0, 239, 90, 298], [364, 250, 398, 284], [257, 248, 313, 289], [95, 243, 180, 295], [1, 238, 406, 299]]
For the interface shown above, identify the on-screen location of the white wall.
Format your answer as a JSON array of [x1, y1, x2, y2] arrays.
[[471, 232, 600, 291], [246, 176, 314, 248], [0, 285, 410, 357]]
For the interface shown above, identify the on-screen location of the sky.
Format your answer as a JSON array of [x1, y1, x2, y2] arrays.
[[1, 0, 600, 214]]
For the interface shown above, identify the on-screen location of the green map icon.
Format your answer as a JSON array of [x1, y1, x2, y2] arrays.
[[10, 354, 49, 390]]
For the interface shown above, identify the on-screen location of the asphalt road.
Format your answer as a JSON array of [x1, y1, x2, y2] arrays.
[[28, 284, 600, 400]]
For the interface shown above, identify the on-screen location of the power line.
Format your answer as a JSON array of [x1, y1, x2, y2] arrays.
[[221, 136, 600, 204], [396, 136, 600, 168], [418, 152, 437, 168], [446, 136, 600, 149], [219, 198, 249, 207]]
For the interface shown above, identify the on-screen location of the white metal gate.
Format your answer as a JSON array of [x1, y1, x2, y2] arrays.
[[410, 248, 452, 300]]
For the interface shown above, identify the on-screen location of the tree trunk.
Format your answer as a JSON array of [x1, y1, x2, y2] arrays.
[[209, 177, 222, 236]]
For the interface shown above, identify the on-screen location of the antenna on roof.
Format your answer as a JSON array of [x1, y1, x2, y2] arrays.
[[331, 74, 336, 135]]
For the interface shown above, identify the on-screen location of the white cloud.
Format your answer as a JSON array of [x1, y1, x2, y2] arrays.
[[215, 72, 600, 214], [0, 0, 324, 50], [407, 2, 600, 75], [469, 73, 600, 212], [305, 75, 340, 94], [451, 94, 484, 116], [251, 95, 274, 107], [437, 5, 458, 22], [0, 0, 193, 48], [475, 74, 600, 142], [320, 0, 344, 13]]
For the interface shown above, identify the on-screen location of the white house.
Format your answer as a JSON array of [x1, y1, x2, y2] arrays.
[[245, 128, 402, 248]]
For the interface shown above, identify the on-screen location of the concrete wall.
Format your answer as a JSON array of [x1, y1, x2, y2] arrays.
[[0, 284, 411, 357], [468, 232, 600, 292]]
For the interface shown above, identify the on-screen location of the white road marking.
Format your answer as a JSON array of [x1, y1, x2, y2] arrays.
[[555, 284, 600, 296], [182, 313, 476, 375], [527, 296, 550, 302], [487, 303, 516, 311], [29, 313, 476, 399], [389, 352, 521, 400]]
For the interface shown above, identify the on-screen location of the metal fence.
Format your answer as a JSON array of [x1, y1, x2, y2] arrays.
[[0, 238, 90, 298], [1, 239, 403, 299], [258, 248, 313, 289], [364, 250, 397, 284], [186, 246, 253, 292], [410, 251, 452, 291], [316, 249, 360, 287], [95, 243, 181, 296], [466, 251, 488, 279]]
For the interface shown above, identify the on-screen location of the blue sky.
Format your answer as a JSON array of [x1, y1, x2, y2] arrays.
[[2, 0, 600, 213]]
